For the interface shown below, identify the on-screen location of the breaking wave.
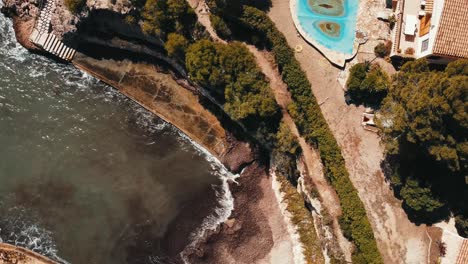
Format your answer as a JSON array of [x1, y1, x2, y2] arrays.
[[0, 205, 69, 264], [177, 134, 239, 264]]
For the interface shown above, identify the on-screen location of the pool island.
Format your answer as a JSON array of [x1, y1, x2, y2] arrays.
[[291, 0, 361, 66]]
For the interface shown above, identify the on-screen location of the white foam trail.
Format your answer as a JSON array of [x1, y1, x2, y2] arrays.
[[176, 132, 239, 264], [0, 6, 30, 63], [0, 206, 70, 264]]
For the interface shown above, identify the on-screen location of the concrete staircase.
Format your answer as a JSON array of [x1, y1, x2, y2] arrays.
[[29, 0, 76, 61]]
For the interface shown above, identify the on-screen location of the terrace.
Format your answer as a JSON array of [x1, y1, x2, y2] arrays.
[[392, 0, 423, 57]]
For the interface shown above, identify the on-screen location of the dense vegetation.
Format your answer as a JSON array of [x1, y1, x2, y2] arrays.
[[64, 0, 86, 13], [185, 40, 280, 145], [210, 14, 232, 40], [346, 62, 390, 106], [204, 3, 382, 262], [378, 59, 467, 233], [164, 33, 189, 60], [140, 0, 197, 40], [275, 121, 300, 156]]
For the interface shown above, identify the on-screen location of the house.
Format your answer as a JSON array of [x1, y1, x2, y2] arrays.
[[390, 0, 468, 64]]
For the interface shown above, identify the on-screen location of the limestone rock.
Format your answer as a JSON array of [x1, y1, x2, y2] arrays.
[[224, 218, 235, 228]]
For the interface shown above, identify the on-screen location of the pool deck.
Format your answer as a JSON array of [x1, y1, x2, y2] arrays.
[[290, 0, 360, 67]]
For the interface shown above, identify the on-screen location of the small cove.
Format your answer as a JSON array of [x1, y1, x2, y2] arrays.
[[0, 12, 229, 264]]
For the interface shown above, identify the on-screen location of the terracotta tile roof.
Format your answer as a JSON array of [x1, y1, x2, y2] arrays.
[[432, 0, 468, 58], [457, 239, 468, 264]]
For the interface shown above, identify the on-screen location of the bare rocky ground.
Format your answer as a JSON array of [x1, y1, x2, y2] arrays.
[[355, 0, 391, 54], [268, 0, 430, 263], [0, 243, 57, 264]]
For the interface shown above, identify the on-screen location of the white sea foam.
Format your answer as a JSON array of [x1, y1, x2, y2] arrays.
[[0, 8, 30, 63], [176, 132, 239, 264], [126, 103, 239, 264], [0, 206, 69, 264]]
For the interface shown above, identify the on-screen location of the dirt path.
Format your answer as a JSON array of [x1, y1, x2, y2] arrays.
[[186, 0, 226, 44], [246, 46, 352, 261], [268, 0, 430, 263]]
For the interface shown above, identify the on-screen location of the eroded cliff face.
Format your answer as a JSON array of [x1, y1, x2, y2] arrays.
[[71, 52, 256, 172]]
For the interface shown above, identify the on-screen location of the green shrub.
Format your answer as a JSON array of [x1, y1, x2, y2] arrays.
[[346, 63, 390, 106], [165, 33, 189, 59], [275, 121, 300, 155], [210, 14, 232, 39], [141, 0, 196, 39], [388, 15, 396, 30], [374, 42, 388, 58], [455, 215, 468, 238], [64, 0, 86, 13], [236, 6, 383, 263], [400, 178, 444, 213]]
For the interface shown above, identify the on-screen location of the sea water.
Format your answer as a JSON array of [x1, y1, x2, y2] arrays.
[[0, 11, 233, 264]]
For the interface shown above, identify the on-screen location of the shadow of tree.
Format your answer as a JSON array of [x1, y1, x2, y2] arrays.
[[380, 153, 468, 232]]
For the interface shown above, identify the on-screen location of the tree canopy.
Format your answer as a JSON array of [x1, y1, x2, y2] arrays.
[[185, 40, 280, 144], [378, 59, 468, 228], [346, 62, 390, 106], [165, 33, 189, 59], [141, 0, 196, 39], [379, 59, 467, 172]]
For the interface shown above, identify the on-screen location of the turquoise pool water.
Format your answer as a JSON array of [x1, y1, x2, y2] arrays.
[[296, 0, 359, 55]]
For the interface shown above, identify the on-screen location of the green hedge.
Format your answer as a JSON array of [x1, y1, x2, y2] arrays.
[[237, 6, 382, 263]]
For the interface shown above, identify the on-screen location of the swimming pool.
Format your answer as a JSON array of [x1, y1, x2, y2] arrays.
[[295, 0, 359, 55]]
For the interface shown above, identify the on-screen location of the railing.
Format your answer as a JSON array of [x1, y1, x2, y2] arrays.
[[391, 0, 404, 56]]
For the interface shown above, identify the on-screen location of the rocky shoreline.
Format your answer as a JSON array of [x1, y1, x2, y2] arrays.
[[70, 48, 292, 264], [0, 243, 57, 264], [1, 4, 297, 263]]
